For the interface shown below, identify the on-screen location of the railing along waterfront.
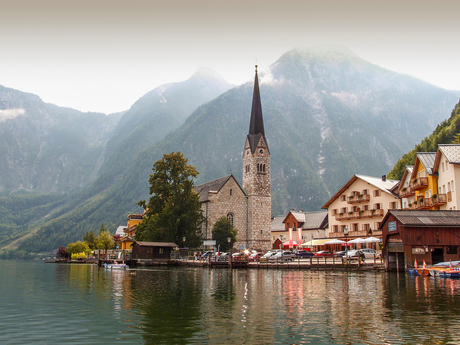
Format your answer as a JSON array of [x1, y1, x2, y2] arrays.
[[335, 209, 384, 221]]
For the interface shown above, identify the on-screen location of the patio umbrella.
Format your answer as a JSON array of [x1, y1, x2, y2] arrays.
[[324, 239, 346, 244], [348, 238, 366, 244], [362, 236, 380, 243]]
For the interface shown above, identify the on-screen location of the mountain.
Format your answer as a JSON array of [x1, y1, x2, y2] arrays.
[[0, 86, 121, 194], [2, 45, 459, 257], [388, 99, 460, 180]]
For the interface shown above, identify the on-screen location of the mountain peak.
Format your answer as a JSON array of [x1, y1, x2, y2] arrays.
[[190, 67, 230, 85]]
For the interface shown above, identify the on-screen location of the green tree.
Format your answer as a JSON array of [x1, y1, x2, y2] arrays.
[[83, 230, 96, 250], [95, 224, 114, 254], [135, 152, 204, 248], [66, 241, 91, 255], [212, 216, 238, 252]]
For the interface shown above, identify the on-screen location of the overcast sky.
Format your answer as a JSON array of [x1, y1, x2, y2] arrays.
[[1, 0, 459, 114]]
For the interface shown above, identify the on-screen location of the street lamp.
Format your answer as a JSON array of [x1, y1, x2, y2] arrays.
[[227, 237, 232, 268], [182, 236, 186, 248], [343, 226, 349, 256]]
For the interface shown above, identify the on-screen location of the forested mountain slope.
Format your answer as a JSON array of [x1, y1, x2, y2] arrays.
[[388, 100, 460, 180]]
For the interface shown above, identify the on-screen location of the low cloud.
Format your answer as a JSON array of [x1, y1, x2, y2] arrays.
[[0, 108, 25, 123]]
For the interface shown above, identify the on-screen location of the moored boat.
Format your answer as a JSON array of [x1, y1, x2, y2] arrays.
[[103, 262, 129, 270]]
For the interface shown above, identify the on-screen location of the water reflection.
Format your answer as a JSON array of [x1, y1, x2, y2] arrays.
[[3, 261, 460, 344]]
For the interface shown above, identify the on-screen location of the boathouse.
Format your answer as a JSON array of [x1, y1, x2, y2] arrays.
[[131, 241, 178, 263], [381, 210, 460, 271]]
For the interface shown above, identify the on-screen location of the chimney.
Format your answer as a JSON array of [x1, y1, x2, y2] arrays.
[[382, 175, 386, 182]]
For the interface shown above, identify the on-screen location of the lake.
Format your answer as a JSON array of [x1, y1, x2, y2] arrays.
[[1, 260, 460, 344]]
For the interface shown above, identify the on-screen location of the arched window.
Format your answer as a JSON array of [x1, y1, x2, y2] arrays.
[[227, 213, 234, 225]]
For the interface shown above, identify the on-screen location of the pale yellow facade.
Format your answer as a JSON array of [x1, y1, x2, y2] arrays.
[[324, 175, 400, 239]]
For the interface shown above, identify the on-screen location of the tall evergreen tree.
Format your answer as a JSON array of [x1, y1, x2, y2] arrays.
[[135, 152, 204, 248]]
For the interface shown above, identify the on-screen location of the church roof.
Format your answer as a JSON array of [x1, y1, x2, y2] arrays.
[[247, 65, 269, 154], [194, 175, 246, 202]]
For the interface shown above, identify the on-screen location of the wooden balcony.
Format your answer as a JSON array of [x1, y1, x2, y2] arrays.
[[328, 230, 383, 239], [400, 188, 415, 198], [412, 194, 447, 210], [347, 194, 370, 204], [335, 209, 384, 221], [410, 177, 428, 191]]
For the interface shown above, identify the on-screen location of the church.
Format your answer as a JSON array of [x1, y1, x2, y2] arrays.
[[194, 66, 272, 251]]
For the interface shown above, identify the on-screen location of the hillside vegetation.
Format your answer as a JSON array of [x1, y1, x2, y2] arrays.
[[388, 99, 460, 180]]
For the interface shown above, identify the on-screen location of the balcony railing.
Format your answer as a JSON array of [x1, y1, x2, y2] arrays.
[[328, 229, 383, 239], [347, 194, 370, 204], [431, 194, 447, 208], [400, 188, 415, 198], [335, 209, 384, 221], [410, 177, 428, 191]]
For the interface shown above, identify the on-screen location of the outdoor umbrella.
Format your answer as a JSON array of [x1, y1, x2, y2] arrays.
[[362, 237, 380, 243], [324, 239, 346, 244], [348, 238, 366, 244]]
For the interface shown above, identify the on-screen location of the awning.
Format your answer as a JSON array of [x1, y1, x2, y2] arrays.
[[302, 239, 331, 247]]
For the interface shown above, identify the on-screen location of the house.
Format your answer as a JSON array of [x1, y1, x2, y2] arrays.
[[322, 174, 400, 240], [433, 144, 460, 210], [271, 210, 327, 247], [408, 152, 443, 210], [397, 166, 415, 209], [194, 66, 272, 251], [380, 209, 460, 271], [120, 213, 144, 250], [131, 241, 178, 262]]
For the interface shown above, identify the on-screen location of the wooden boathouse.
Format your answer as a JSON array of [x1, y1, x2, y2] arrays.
[[381, 210, 460, 271]]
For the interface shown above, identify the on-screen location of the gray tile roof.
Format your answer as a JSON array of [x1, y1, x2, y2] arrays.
[[271, 211, 328, 232], [194, 175, 233, 202], [271, 215, 286, 231], [439, 145, 460, 164], [389, 210, 460, 227], [355, 175, 399, 195], [417, 152, 437, 175]]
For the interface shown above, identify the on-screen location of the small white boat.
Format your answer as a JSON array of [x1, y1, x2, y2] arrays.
[[103, 263, 129, 270]]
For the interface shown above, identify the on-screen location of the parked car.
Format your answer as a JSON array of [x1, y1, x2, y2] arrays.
[[249, 252, 263, 262], [201, 251, 214, 259], [333, 251, 346, 258], [260, 251, 277, 261], [295, 250, 314, 258], [270, 250, 295, 261], [360, 248, 381, 259], [314, 251, 334, 257], [342, 250, 365, 262]]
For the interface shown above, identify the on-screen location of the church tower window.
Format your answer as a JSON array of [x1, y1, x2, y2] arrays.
[[227, 213, 234, 225]]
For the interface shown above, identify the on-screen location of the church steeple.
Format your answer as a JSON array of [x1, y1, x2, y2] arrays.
[[249, 65, 264, 136], [247, 65, 269, 154]]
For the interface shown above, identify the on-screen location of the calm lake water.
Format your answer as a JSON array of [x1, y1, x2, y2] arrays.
[[1, 260, 460, 344]]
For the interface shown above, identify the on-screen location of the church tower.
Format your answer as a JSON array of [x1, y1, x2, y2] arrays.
[[242, 65, 271, 251]]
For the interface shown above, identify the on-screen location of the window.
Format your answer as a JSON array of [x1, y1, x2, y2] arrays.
[[364, 205, 369, 211], [147, 248, 152, 254], [447, 246, 458, 254], [389, 202, 398, 209], [332, 209, 338, 216], [374, 222, 381, 229], [352, 191, 359, 196], [374, 203, 382, 209], [333, 225, 338, 232], [352, 223, 358, 231], [443, 185, 446, 194], [340, 195, 346, 201], [442, 162, 445, 172], [452, 180, 455, 192], [448, 182, 451, 192], [446, 161, 449, 170], [159, 248, 163, 254], [230, 188, 232, 196], [363, 189, 369, 195], [374, 190, 381, 197], [227, 213, 234, 225], [341, 207, 347, 214], [261, 230, 263, 234], [362, 224, 370, 231]]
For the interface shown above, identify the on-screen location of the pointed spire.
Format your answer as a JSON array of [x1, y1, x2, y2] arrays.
[[249, 65, 264, 136]]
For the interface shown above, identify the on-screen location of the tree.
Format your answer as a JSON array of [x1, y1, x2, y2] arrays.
[[212, 216, 238, 252], [83, 230, 96, 250], [95, 224, 115, 254], [135, 152, 204, 248], [66, 241, 91, 255]]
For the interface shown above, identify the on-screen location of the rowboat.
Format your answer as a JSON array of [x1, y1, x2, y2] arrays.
[[103, 263, 129, 270]]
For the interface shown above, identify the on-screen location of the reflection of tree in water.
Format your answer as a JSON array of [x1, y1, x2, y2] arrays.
[[131, 267, 205, 344]]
